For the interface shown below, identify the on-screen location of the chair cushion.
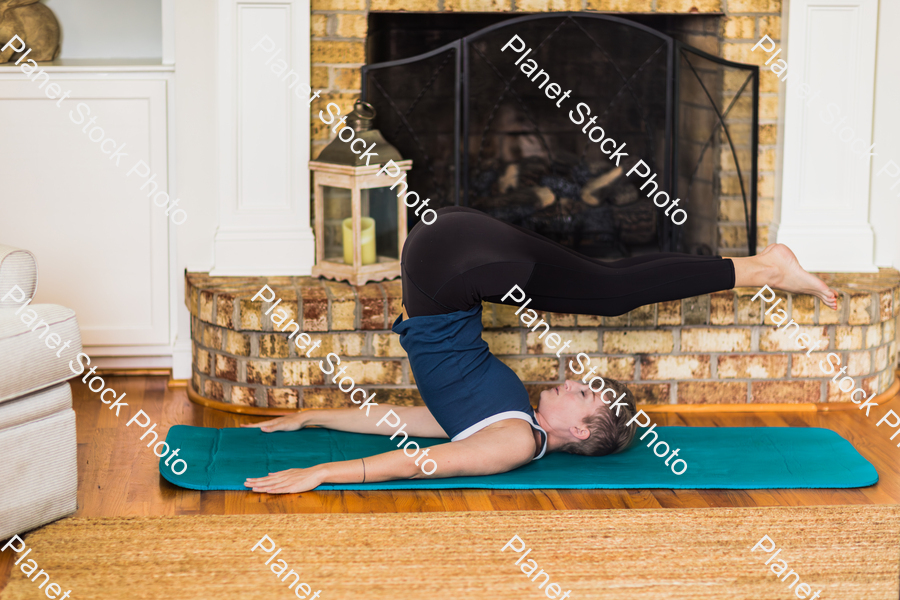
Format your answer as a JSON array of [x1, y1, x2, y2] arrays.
[[0, 244, 38, 306], [0, 381, 72, 432], [0, 304, 82, 404]]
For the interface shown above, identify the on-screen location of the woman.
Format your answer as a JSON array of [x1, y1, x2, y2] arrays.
[[243, 207, 837, 494]]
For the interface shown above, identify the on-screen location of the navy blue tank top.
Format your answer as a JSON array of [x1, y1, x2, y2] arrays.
[[392, 305, 548, 460]]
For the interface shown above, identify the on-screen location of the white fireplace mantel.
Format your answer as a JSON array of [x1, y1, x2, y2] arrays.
[[775, 0, 880, 272]]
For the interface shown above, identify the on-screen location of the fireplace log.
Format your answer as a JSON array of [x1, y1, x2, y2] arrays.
[[581, 167, 623, 206], [498, 163, 518, 194]]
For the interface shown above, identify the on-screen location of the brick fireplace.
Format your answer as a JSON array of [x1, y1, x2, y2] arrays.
[[310, 0, 782, 257], [182, 0, 899, 412]]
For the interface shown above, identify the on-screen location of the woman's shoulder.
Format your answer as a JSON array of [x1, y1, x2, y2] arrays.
[[468, 417, 542, 459]]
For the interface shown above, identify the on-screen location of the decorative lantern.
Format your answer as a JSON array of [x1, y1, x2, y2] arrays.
[[310, 100, 412, 285]]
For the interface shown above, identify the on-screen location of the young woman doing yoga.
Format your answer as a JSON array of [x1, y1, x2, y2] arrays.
[[244, 207, 837, 494]]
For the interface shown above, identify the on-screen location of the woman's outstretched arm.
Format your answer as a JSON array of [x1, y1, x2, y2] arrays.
[[241, 404, 449, 438], [244, 418, 537, 494]]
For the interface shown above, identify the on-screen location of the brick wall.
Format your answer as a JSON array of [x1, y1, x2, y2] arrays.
[[186, 270, 899, 410], [311, 0, 784, 255]]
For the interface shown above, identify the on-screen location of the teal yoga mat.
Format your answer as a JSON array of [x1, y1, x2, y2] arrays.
[[160, 425, 878, 490]]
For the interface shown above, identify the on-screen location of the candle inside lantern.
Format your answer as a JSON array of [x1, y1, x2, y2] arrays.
[[342, 217, 377, 265]]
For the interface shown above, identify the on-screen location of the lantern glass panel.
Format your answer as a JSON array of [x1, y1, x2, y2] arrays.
[[323, 185, 352, 263], [362, 186, 399, 261]]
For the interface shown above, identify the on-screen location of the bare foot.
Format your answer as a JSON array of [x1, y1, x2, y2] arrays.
[[762, 244, 838, 310]]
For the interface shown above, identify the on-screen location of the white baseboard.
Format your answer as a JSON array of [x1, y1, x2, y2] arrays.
[[90, 355, 173, 369], [81, 340, 189, 372]]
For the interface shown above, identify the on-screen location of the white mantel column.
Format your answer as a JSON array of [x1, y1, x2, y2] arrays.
[[775, 0, 879, 272], [212, 0, 315, 275]]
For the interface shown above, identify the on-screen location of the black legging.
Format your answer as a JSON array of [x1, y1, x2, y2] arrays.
[[401, 206, 735, 318]]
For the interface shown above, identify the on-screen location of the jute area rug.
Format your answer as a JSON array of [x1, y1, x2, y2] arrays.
[[2, 506, 898, 600]]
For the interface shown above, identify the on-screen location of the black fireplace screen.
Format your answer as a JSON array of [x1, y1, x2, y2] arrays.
[[362, 13, 759, 257]]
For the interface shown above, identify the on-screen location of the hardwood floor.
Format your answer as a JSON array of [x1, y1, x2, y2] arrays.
[[72, 375, 900, 514], [3, 375, 900, 592]]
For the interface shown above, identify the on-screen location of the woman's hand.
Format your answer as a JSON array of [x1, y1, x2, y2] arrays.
[[241, 411, 307, 433], [245, 465, 329, 494]]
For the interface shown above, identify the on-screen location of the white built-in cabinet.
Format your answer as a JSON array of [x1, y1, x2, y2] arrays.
[[0, 0, 315, 372], [0, 0, 176, 368]]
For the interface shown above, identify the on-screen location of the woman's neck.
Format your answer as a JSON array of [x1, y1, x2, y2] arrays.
[[533, 411, 562, 453]]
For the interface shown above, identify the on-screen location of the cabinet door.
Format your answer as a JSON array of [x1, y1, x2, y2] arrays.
[[0, 77, 170, 351]]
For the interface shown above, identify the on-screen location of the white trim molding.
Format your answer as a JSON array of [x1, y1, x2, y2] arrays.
[[170, 334, 193, 380], [213, 0, 315, 276], [776, 0, 880, 272], [869, 0, 900, 269], [162, 0, 176, 66]]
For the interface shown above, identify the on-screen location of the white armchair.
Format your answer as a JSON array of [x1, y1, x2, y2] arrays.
[[0, 244, 80, 539]]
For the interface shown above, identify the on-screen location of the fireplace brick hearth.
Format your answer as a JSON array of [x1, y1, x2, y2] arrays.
[[185, 270, 900, 411], [311, 0, 784, 257]]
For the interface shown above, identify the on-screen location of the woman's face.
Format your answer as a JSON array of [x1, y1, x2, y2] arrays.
[[537, 379, 605, 439]]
